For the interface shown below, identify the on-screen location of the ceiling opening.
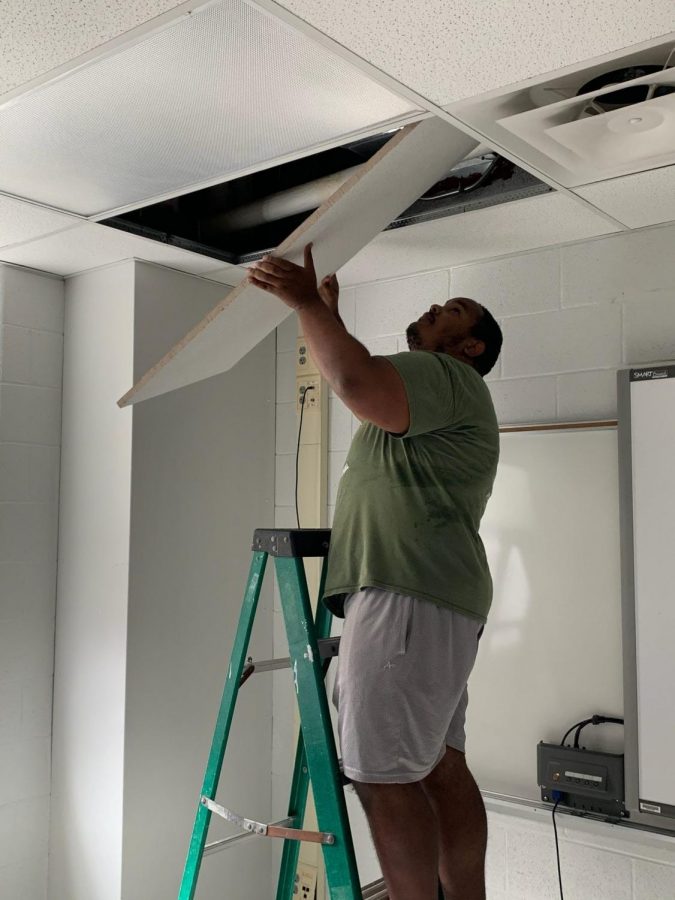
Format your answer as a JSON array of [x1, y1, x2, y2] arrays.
[[101, 129, 550, 265]]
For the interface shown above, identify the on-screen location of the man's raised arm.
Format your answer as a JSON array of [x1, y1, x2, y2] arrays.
[[248, 245, 409, 435]]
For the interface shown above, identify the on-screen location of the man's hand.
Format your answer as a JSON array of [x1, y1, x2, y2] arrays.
[[248, 244, 321, 310], [251, 243, 409, 432], [318, 273, 339, 311]]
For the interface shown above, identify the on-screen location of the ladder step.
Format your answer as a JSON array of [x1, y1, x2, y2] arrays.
[[252, 528, 331, 558], [201, 797, 335, 845], [204, 818, 293, 856], [239, 637, 340, 683]]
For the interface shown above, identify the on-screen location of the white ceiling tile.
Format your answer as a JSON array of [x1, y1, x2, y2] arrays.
[[0, 221, 233, 277], [0, 0, 417, 217], [274, 0, 675, 106], [574, 166, 675, 228], [0, 0, 188, 97], [338, 193, 619, 285], [0, 195, 81, 250]]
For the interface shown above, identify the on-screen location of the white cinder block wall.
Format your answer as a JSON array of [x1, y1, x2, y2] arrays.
[[273, 222, 675, 898], [0, 266, 64, 900]]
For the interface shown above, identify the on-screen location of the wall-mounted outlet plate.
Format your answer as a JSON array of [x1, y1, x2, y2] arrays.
[[296, 377, 322, 413], [296, 862, 318, 899]]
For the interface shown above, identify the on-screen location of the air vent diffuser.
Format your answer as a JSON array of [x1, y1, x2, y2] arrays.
[[498, 63, 675, 182], [453, 38, 675, 190]]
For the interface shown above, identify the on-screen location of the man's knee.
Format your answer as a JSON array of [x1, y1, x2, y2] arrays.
[[423, 747, 467, 789], [353, 780, 422, 814]]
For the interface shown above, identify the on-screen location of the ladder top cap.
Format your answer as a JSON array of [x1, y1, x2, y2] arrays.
[[252, 528, 332, 558]]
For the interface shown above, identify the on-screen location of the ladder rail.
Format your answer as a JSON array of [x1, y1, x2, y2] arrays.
[[178, 530, 362, 900], [275, 555, 362, 899], [178, 550, 268, 900]]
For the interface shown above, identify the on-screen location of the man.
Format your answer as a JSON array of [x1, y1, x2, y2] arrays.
[[249, 245, 502, 900]]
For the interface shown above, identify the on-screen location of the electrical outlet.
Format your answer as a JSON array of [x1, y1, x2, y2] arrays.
[[297, 338, 319, 375], [296, 377, 321, 413], [294, 863, 318, 899]]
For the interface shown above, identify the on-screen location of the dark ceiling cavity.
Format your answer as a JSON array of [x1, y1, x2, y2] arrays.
[[577, 64, 674, 112], [102, 130, 551, 265]]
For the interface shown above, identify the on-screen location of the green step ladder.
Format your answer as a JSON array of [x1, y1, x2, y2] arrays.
[[178, 528, 363, 900]]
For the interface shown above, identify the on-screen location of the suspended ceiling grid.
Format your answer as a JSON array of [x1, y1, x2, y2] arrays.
[[266, 0, 675, 234], [0, 0, 673, 281], [0, 0, 192, 98], [574, 166, 675, 230], [0, 0, 418, 218], [271, 0, 675, 107], [0, 217, 245, 280]]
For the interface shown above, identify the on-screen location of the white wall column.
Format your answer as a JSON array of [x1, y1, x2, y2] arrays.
[[0, 265, 64, 900], [50, 261, 135, 900], [50, 261, 276, 900]]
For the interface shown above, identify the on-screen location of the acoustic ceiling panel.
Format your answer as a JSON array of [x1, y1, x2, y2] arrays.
[[0, 0, 417, 218], [0, 194, 81, 249], [0, 0, 187, 97], [0, 220, 241, 279], [337, 192, 620, 286], [574, 165, 675, 228], [273, 0, 675, 106]]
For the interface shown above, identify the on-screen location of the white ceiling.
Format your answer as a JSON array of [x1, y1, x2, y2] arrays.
[[574, 165, 675, 229], [0, 195, 81, 250], [0, 0, 673, 283], [0, 0, 417, 218], [0, 0, 188, 98], [272, 0, 675, 106], [0, 218, 243, 282]]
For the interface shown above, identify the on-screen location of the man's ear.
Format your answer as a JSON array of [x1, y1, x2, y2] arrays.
[[464, 339, 486, 360]]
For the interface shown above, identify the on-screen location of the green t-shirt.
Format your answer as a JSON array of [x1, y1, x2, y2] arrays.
[[323, 350, 499, 623]]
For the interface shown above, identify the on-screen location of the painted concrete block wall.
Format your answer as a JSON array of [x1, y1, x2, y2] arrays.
[[0, 265, 64, 900], [273, 221, 675, 897]]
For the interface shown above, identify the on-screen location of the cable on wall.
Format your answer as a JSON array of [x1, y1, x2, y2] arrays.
[[295, 385, 315, 528]]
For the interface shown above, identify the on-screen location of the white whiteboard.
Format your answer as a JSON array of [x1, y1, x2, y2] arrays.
[[466, 429, 624, 802], [630, 376, 675, 809]]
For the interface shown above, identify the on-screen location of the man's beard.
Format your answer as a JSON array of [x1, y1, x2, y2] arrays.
[[406, 322, 421, 349]]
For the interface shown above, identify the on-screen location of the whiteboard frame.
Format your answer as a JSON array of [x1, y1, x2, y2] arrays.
[[618, 365, 675, 835]]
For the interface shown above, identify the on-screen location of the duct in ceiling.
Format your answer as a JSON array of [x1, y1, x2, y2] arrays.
[[102, 130, 551, 264]]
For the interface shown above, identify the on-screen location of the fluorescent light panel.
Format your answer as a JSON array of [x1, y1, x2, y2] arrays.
[[0, 0, 417, 217]]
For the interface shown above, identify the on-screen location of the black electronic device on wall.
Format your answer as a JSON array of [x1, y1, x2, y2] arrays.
[[537, 742, 626, 820]]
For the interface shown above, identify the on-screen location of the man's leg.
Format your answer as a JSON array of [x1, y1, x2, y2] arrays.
[[353, 780, 440, 900], [421, 746, 487, 900]]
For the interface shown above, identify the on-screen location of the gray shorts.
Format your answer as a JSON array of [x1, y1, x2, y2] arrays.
[[332, 587, 484, 784]]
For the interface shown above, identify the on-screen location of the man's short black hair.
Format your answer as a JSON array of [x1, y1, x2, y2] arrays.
[[471, 306, 502, 376]]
